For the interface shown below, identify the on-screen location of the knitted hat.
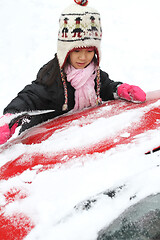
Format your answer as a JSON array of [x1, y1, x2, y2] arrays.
[[57, 0, 102, 68]]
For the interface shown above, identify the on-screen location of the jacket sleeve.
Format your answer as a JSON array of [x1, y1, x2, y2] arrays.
[[4, 81, 57, 114], [3, 72, 65, 132], [100, 70, 122, 101], [3, 65, 64, 115]]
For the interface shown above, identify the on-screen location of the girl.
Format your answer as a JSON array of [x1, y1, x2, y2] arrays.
[[0, 0, 146, 145]]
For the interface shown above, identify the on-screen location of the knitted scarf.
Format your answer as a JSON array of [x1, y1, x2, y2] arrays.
[[64, 62, 97, 111]]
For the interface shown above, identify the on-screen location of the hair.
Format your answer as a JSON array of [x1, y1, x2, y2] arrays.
[[35, 54, 61, 87]]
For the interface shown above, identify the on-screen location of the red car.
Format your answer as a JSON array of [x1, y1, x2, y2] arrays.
[[0, 90, 160, 240]]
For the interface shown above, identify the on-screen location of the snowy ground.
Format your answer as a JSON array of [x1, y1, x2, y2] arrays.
[[0, 0, 160, 240]]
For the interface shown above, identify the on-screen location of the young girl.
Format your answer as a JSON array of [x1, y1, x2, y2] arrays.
[[0, 0, 146, 145]]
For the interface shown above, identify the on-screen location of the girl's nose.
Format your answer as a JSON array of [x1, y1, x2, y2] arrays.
[[79, 51, 86, 60]]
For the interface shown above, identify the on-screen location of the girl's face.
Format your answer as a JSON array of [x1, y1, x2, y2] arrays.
[[69, 48, 95, 69]]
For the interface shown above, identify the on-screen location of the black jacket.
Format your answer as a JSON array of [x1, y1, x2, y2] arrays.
[[4, 55, 122, 132]]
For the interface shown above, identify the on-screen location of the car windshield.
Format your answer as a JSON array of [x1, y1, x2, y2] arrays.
[[97, 193, 160, 240]]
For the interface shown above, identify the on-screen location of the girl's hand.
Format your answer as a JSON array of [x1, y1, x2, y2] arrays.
[[0, 114, 18, 145], [117, 83, 146, 103]]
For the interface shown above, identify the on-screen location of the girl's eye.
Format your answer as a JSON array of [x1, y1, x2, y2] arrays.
[[87, 47, 94, 51]]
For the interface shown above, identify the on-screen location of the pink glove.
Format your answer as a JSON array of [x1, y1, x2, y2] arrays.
[[117, 83, 146, 103], [0, 114, 18, 145]]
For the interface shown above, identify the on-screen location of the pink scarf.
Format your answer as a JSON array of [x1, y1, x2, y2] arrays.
[[64, 62, 97, 111]]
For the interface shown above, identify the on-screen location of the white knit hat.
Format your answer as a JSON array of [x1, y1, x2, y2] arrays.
[[57, 0, 102, 68]]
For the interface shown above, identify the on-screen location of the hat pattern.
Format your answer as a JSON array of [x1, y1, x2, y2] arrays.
[[58, 12, 102, 43], [61, 18, 69, 38]]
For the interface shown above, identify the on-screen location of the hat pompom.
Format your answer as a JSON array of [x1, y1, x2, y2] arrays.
[[74, 0, 88, 6]]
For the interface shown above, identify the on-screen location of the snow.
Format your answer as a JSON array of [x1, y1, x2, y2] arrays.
[[0, 0, 160, 239]]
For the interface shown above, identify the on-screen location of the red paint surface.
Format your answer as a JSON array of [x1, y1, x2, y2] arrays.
[[0, 213, 34, 240], [0, 187, 34, 240]]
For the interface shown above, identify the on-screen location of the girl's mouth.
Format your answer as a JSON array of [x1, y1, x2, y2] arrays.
[[77, 62, 86, 66]]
